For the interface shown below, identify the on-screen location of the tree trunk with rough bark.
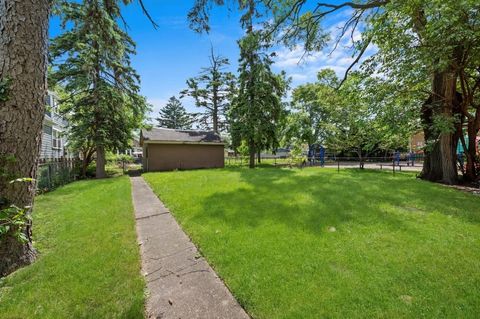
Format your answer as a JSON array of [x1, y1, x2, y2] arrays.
[[95, 144, 106, 178], [212, 80, 219, 133], [439, 71, 458, 184], [420, 71, 459, 184], [249, 140, 255, 169], [465, 120, 479, 181], [0, 0, 49, 276]]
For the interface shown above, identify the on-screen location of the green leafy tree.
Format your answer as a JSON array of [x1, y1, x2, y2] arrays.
[[285, 69, 418, 167], [156, 96, 196, 129], [283, 69, 339, 148], [264, 0, 480, 184], [181, 48, 236, 133], [50, 0, 148, 179]]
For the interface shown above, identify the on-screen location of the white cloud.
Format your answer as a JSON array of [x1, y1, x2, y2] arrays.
[[271, 15, 376, 87]]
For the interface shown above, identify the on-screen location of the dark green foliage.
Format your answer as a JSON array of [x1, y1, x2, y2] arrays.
[[231, 31, 288, 161], [0, 179, 34, 244], [50, 0, 148, 176], [230, 1, 289, 168], [156, 96, 196, 129], [0, 78, 12, 102], [188, 0, 226, 33], [36, 161, 80, 193]]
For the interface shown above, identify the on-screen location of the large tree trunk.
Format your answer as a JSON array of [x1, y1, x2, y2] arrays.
[[465, 119, 479, 181], [212, 85, 219, 133], [81, 147, 95, 178], [249, 140, 255, 169], [439, 71, 459, 184], [420, 71, 459, 184], [95, 144, 106, 178], [0, 0, 49, 276], [357, 151, 364, 169]]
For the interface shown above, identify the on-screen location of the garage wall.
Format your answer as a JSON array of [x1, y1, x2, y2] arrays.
[[145, 143, 224, 171]]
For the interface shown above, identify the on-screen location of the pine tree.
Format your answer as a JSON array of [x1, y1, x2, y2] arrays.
[[230, 0, 288, 168], [156, 96, 196, 130], [181, 48, 236, 133], [50, 0, 148, 179]]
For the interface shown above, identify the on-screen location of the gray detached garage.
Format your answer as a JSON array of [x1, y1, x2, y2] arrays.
[[140, 128, 225, 172]]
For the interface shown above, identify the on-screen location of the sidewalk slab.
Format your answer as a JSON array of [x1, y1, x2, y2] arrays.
[[130, 176, 249, 319]]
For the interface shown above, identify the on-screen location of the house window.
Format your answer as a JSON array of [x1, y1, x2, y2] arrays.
[[52, 130, 62, 149], [43, 125, 52, 135]]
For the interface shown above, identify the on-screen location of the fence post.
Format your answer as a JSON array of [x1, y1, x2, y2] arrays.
[[392, 159, 395, 176], [337, 158, 340, 173]]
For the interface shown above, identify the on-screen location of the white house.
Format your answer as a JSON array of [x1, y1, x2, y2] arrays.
[[40, 91, 70, 160]]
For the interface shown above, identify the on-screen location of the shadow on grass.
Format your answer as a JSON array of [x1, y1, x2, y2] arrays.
[[40, 177, 124, 198], [192, 167, 480, 237]]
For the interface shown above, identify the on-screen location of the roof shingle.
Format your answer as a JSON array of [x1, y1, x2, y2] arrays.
[[141, 128, 223, 144]]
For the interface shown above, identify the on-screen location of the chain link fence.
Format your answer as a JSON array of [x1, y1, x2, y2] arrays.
[[36, 158, 80, 193], [225, 155, 425, 173]]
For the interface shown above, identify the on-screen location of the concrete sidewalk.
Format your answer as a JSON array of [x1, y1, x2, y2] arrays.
[[130, 176, 249, 319]]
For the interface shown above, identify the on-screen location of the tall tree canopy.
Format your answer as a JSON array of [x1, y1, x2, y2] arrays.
[[284, 69, 419, 166], [189, 0, 289, 168], [264, 0, 480, 184], [181, 48, 236, 133], [233, 1, 289, 168], [283, 69, 339, 148], [156, 96, 196, 130], [50, 0, 148, 179]]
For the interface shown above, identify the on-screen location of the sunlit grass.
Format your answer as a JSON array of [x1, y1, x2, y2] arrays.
[[145, 167, 480, 319], [0, 177, 144, 318]]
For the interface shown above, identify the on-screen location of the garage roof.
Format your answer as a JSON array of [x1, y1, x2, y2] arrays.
[[141, 128, 224, 145]]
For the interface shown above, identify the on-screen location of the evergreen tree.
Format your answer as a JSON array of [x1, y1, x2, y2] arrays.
[[230, 0, 288, 168], [156, 96, 196, 130], [189, 1, 288, 168], [50, 0, 148, 179], [181, 48, 236, 133]]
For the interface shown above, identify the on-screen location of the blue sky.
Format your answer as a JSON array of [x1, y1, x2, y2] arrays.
[[50, 0, 370, 121]]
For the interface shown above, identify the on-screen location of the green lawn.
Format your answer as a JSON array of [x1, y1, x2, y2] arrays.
[[0, 177, 144, 318], [144, 168, 480, 319]]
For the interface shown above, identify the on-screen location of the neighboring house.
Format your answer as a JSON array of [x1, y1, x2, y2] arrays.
[[140, 128, 224, 172], [411, 130, 480, 154], [117, 139, 143, 158], [40, 91, 70, 160], [409, 131, 425, 153]]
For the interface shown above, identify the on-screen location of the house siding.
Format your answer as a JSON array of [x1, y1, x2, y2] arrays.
[[40, 129, 53, 159], [143, 143, 224, 172], [39, 92, 70, 160]]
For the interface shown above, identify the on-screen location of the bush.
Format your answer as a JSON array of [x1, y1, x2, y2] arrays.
[[106, 152, 134, 164], [85, 162, 124, 178]]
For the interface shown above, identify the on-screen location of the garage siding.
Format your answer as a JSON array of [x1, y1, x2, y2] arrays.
[[144, 143, 224, 171]]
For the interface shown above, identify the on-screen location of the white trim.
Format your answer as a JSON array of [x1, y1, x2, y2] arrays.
[[143, 140, 225, 146]]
